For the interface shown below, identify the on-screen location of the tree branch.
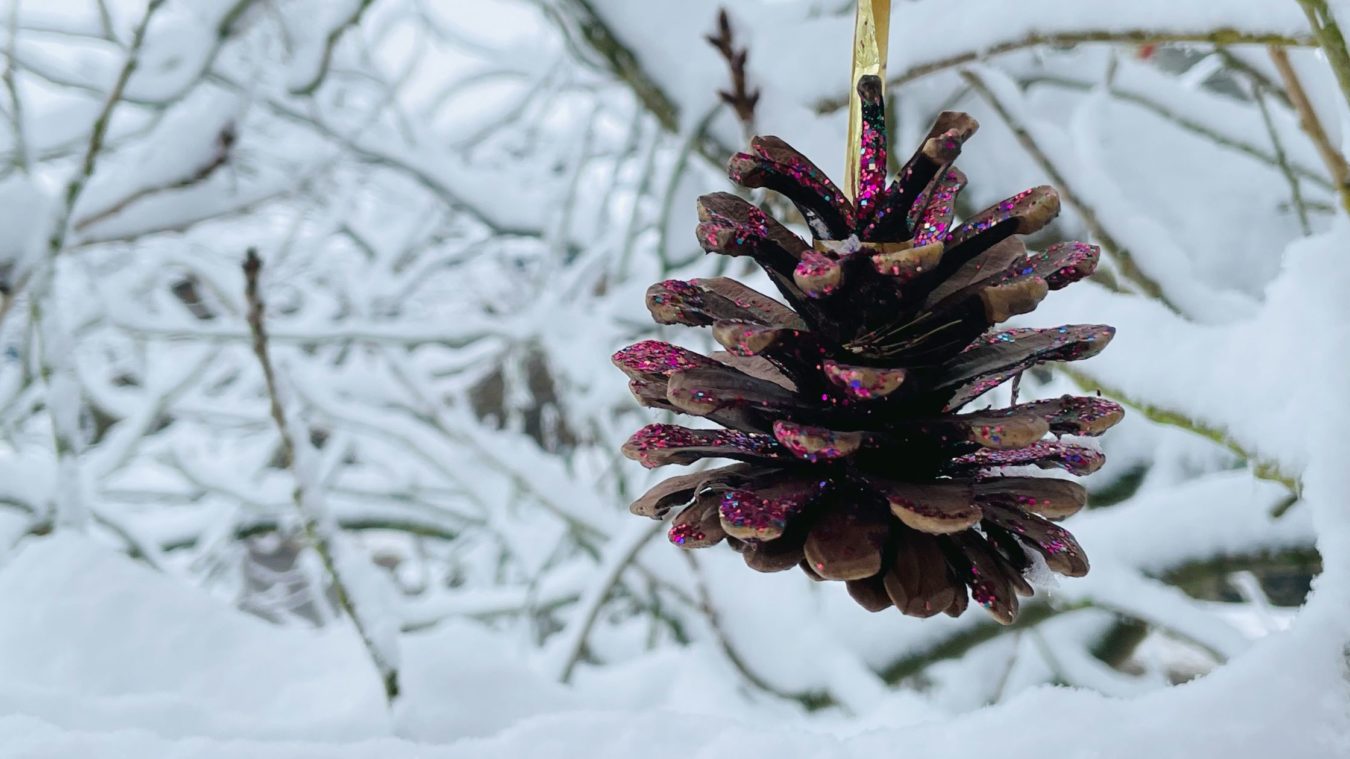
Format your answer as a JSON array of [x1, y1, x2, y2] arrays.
[[73, 123, 235, 232], [817, 28, 1318, 111], [1024, 71, 1334, 193], [1267, 45, 1350, 216], [243, 249, 400, 704], [705, 8, 759, 145], [682, 551, 836, 710], [1060, 366, 1300, 495], [1295, 0, 1350, 119], [555, 520, 662, 682], [288, 0, 377, 95], [544, 0, 736, 166], [4, 0, 29, 174], [1252, 80, 1312, 234], [0, 0, 167, 329], [961, 67, 1180, 313]]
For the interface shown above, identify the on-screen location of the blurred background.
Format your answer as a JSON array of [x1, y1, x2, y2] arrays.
[[0, 0, 1340, 752]]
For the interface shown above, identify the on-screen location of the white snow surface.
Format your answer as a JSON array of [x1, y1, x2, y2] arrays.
[[2, 0, 1349, 756], [1, 533, 1346, 757]]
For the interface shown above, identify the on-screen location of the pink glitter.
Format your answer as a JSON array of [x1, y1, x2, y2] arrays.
[[945, 188, 1035, 247], [624, 424, 783, 468], [822, 360, 906, 400], [1026, 395, 1125, 435], [730, 150, 855, 236], [718, 486, 817, 539], [794, 252, 841, 298], [668, 522, 705, 546], [947, 325, 1116, 409], [612, 340, 715, 379], [912, 168, 964, 245], [1039, 241, 1099, 288], [696, 214, 773, 259], [771, 420, 861, 463], [974, 424, 1006, 446], [854, 91, 888, 226], [983, 505, 1082, 561], [951, 441, 1105, 476], [646, 280, 707, 325]]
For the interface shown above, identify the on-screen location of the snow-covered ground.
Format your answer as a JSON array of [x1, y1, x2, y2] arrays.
[[0, 0, 1347, 756], [2, 531, 1345, 757]]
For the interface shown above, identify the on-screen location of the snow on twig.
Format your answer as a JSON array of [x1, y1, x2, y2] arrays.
[[242, 249, 401, 703]]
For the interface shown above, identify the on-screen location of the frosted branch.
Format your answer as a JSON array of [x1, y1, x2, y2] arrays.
[[242, 249, 401, 703], [960, 67, 1176, 311], [1268, 45, 1350, 215]]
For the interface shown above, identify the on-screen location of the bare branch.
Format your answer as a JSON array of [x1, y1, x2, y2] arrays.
[[817, 28, 1318, 111], [555, 520, 662, 683], [1268, 45, 1350, 215], [1060, 365, 1300, 496], [73, 123, 236, 232], [960, 67, 1178, 312], [681, 551, 836, 709], [4, 0, 29, 174], [0, 0, 169, 329], [1295, 0, 1350, 122], [289, 0, 377, 95], [243, 249, 400, 704], [1252, 80, 1312, 234], [705, 9, 759, 143]]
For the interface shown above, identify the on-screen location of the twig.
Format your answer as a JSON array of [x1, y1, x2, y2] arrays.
[[544, 0, 736, 166], [300, 352, 704, 621], [987, 633, 1023, 703], [4, 0, 28, 174], [555, 520, 662, 683], [612, 115, 660, 282], [289, 0, 377, 95], [114, 316, 492, 348], [0, 0, 168, 330], [960, 68, 1179, 313], [705, 9, 759, 145], [208, 70, 552, 240], [1295, 0, 1350, 119], [73, 123, 236, 232], [816, 28, 1319, 111], [1059, 366, 1300, 495], [1252, 81, 1312, 234], [242, 249, 400, 704], [94, 0, 116, 42], [1025, 629, 1075, 687], [655, 102, 721, 271], [31, 294, 88, 529], [882, 601, 1082, 683], [681, 551, 835, 709], [1267, 45, 1350, 216], [1024, 72, 1333, 192], [9, 0, 165, 532], [1215, 48, 1293, 109]]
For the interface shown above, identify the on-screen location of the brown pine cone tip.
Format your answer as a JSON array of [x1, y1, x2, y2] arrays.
[[615, 75, 1123, 625]]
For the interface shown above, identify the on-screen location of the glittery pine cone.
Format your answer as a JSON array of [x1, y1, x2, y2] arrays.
[[614, 76, 1122, 624]]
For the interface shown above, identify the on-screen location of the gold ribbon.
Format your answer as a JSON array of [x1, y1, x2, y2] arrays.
[[844, 0, 891, 203]]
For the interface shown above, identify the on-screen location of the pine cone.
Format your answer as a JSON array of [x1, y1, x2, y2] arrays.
[[614, 76, 1122, 624]]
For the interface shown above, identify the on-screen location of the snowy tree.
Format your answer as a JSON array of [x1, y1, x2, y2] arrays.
[[0, 0, 1345, 755]]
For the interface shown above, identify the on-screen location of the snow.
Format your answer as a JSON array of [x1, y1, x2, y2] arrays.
[[0, 535, 390, 742], [2, 0, 1350, 755], [284, 0, 371, 94], [1, 532, 1345, 758], [1032, 223, 1350, 480]]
